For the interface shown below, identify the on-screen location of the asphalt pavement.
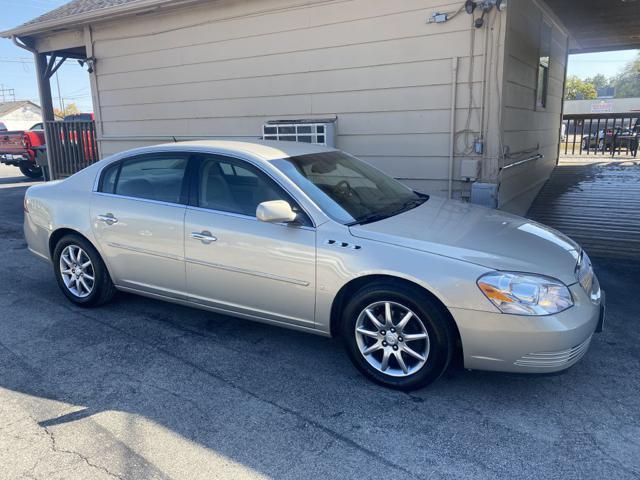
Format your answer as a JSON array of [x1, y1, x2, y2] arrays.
[[0, 163, 638, 480]]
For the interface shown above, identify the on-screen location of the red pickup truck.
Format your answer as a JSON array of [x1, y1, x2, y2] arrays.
[[0, 123, 45, 178]]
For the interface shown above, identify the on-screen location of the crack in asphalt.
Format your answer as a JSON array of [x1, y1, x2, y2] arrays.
[[30, 412, 125, 480]]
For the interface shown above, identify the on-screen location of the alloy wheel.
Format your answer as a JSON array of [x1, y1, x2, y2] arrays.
[[354, 301, 430, 377], [59, 245, 95, 298]]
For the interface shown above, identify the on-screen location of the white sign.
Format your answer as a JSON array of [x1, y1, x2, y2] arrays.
[[591, 102, 613, 114]]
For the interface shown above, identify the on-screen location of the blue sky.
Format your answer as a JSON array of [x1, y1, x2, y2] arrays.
[[0, 0, 92, 111], [0, 0, 638, 113]]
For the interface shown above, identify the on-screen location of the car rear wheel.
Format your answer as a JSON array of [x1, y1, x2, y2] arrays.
[[19, 162, 43, 179], [341, 282, 456, 390], [53, 234, 116, 307]]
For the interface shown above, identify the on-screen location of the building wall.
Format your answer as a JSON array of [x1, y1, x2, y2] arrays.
[[88, 0, 493, 198], [497, 0, 569, 215], [0, 103, 42, 130]]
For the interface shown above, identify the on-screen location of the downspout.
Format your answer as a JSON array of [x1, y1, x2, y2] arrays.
[[448, 56, 459, 199]]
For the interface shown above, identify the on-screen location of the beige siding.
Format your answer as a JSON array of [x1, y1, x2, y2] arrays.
[[89, 0, 489, 197], [0, 104, 42, 131], [498, 0, 568, 214]]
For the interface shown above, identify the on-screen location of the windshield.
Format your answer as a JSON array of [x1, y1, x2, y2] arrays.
[[272, 151, 427, 225]]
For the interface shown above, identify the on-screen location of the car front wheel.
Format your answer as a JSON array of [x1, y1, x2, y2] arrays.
[[53, 234, 116, 307], [341, 282, 456, 390]]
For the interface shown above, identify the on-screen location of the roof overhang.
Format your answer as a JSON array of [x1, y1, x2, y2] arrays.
[[544, 0, 640, 54], [0, 0, 205, 39]]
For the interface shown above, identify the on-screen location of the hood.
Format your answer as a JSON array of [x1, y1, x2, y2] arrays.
[[349, 196, 581, 285]]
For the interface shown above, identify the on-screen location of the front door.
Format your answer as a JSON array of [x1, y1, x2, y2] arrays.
[[91, 153, 189, 298], [184, 154, 316, 328]]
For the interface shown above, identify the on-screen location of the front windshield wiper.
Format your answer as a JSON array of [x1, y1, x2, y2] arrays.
[[347, 196, 429, 226], [346, 211, 393, 226]]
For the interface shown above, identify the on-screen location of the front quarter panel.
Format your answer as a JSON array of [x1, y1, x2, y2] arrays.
[[314, 221, 498, 334]]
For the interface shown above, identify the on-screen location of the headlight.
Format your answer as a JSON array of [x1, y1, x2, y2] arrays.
[[477, 272, 573, 316], [576, 250, 593, 293]]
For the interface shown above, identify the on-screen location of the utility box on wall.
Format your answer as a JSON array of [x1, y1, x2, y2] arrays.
[[460, 159, 480, 181], [471, 182, 498, 208], [262, 118, 337, 147]]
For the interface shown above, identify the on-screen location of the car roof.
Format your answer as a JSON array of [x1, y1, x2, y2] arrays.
[[149, 139, 337, 161]]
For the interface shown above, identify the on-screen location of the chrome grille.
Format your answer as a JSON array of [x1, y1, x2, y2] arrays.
[[514, 336, 592, 368]]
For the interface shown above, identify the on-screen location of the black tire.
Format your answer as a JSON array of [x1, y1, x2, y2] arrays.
[[53, 234, 116, 307], [340, 281, 456, 391], [19, 162, 43, 179]]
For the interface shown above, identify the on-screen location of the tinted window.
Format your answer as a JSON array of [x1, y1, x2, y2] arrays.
[[197, 156, 309, 224], [100, 163, 119, 194], [101, 155, 188, 204]]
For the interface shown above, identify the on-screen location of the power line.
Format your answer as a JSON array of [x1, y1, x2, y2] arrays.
[[0, 85, 16, 102]]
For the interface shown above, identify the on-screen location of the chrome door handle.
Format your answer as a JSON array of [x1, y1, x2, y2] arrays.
[[191, 231, 217, 244], [98, 213, 118, 225]]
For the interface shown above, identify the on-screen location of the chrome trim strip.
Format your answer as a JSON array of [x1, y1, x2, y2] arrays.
[[185, 256, 310, 287], [514, 335, 592, 367], [107, 242, 183, 261]]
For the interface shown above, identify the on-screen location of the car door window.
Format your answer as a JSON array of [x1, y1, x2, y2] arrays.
[[196, 155, 311, 225], [100, 155, 189, 204]]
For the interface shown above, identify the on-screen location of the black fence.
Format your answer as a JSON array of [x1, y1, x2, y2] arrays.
[[562, 113, 640, 157], [45, 121, 98, 179]]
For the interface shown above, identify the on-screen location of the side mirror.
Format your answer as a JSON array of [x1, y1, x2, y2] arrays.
[[256, 200, 298, 224]]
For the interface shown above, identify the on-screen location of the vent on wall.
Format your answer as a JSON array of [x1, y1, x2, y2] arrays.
[[262, 118, 336, 147]]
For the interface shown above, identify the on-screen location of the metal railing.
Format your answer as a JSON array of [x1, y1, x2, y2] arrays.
[[45, 121, 98, 179], [562, 113, 639, 157]]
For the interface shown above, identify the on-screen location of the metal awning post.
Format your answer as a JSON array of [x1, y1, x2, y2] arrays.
[[12, 36, 58, 180], [35, 52, 57, 180]]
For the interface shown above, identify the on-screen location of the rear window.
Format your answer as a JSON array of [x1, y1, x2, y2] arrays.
[[99, 155, 188, 204]]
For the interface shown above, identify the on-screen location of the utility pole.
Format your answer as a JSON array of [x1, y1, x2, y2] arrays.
[[55, 72, 65, 114], [0, 84, 16, 102]]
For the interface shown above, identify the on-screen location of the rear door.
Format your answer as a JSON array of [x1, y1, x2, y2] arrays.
[[184, 154, 316, 328], [91, 152, 190, 298]]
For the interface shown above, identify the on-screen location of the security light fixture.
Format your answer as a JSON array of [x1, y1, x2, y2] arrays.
[[77, 57, 96, 74], [465, 0, 476, 14], [466, 0, 505, 28]]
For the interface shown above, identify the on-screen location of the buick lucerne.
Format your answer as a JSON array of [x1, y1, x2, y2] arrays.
[[24, 141, 604, 390]]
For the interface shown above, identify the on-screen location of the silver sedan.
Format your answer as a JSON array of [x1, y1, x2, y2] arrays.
[[24, 141, 604, 390]]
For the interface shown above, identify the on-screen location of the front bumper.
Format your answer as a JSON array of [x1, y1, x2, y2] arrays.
[[451, 281, 603, 373]]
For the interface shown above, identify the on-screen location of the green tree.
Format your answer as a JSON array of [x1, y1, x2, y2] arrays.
[[585, 73, 611, 90], [613, 53, 640, 98], [565, 76, 597, 100]]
